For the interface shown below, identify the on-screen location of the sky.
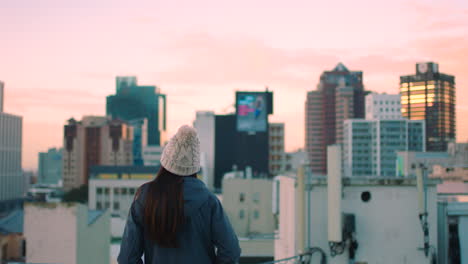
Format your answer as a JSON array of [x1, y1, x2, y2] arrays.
[[0, 0, 467, 170]]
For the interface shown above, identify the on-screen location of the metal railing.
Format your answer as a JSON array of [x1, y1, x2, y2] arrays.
[[258, 248, 327, 264]]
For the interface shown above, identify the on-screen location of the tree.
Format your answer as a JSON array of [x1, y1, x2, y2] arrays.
[[62, 185, 88, 203]]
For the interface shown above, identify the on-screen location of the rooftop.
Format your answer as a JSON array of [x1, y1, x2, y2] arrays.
[[0, 209, 23, 234]]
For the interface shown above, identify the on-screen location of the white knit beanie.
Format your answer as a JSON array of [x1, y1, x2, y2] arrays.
[[160, 125, 201, 176]]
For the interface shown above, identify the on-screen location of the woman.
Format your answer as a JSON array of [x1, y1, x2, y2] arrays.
[[118, 125, 241, 264]]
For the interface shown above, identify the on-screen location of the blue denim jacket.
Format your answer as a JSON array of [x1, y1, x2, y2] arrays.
[[118, 177, 241, 264]]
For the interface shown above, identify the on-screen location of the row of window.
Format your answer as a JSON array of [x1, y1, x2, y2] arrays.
[[239, 209, 260, 220], [96, 187, 136, 196]]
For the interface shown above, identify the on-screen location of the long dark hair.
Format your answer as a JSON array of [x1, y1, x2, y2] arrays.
[[143, 167, 194, 248]]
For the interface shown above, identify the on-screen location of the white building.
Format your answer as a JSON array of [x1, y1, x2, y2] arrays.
[[24, 203, 110, 264], [0, 81, 23, 202], [365, 92, 402, 120], [275, 159, 440, 263], [193, 111, 216, 190], [284, 149, 307, 173], [222, 177, 275, 237], [269, 123, 285, 176], [222, 176, 275, 262], [142, 145, 163, 166], [88, 166, 157, 237]]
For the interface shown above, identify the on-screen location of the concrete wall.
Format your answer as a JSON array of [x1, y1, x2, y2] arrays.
[[306, 182, 438, 264], [222, 178, 275, 237], [24, 203, 77, 264], [274, 175, 297, 260], [239, 238, 274, 257], [193, 111, 215, 190], [77, 206, 110, 264]]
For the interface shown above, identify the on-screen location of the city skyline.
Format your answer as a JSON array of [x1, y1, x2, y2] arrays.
[[1, 0, 468, 170]]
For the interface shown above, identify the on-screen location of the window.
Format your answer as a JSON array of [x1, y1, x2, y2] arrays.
[[121, 188, 128, 195], [104, 202, 110, 209], [239, 210, 245, 219], [114, 188, 120, 195], [97, 188, 102, 195], [253, 210, 259, 219], [96, 201, 102, 210], [113, 202, 120, 210], [239, 193, 245, 202], [104, 188, 110, 195], [130, 188, 136, 195], [253, 192, 260, 203]]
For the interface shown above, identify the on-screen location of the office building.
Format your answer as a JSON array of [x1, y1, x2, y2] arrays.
[[305, 63, 366, 175], [88, 166, 158, 217], [142, 145, 163, 167], [107, 76, 167, 152], [396, 142, 468, 178], [400, 62, 456, 151], [343, 119, 425, 177], [0, 81, 3, 112], [38, 148, 63, 186], [24, 203, 110, 264], [62, 116, 133, 190], [0, 82, 23, 202], [269, 123, 285, 176], [283, 149, 307, 173], [365, 93, 402, 120], [193, 111, 216, 189], [128, 118, 148, 165]]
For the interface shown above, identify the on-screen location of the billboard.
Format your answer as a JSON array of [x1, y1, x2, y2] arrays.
[[236, 92, 268, 132]]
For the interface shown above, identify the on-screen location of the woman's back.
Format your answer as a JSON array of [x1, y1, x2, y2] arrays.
[[118, 125, 241, 264]]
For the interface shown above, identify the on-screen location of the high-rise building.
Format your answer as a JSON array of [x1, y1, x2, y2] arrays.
[[305, 63, 366, 175], [38, 148, 63, 186], [0, 82, 23, 202], [365, 93, 403, 120], [269, 123, 285, 176], [62, 116, 133, 190], [193, 111, 216, 190], [400, 62, 456, 151], [106, 76, 167, 161], [0, 81, 4, 112], [343, 119, 425, 177]]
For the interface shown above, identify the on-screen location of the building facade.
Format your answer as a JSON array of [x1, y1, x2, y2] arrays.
[[24, 203, 110, 264], [400, 62, 456, 151], [269, 123, 285, 176], [222, 177, 275, 237], [0, 82, 23, 202], [193, 111, 216, 190], [365, 93, 402, 120], [107, 76, 167, 148], [88, 166, 158, 218], [142, 145, 163, 167], [305, 63, 366, 175], [38, 148, 63, 186], [343, 119, 425, 177], [63, 117, 133, 190]]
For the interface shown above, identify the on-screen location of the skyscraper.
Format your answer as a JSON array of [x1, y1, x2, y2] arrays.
[[62, 116, 133, 190], [0, 82, 23, 202], [400, 62, 456, 151], [343, 119, 425, 177], [305, 63, 366, 175], [38, 148, 63, 186], [106, 76, 167, 164]]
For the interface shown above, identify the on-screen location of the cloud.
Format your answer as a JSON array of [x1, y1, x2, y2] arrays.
[[152, 33, 340, 89]]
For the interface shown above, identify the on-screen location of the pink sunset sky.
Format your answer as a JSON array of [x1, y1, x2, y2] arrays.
[[1, 0, 467, 170]]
